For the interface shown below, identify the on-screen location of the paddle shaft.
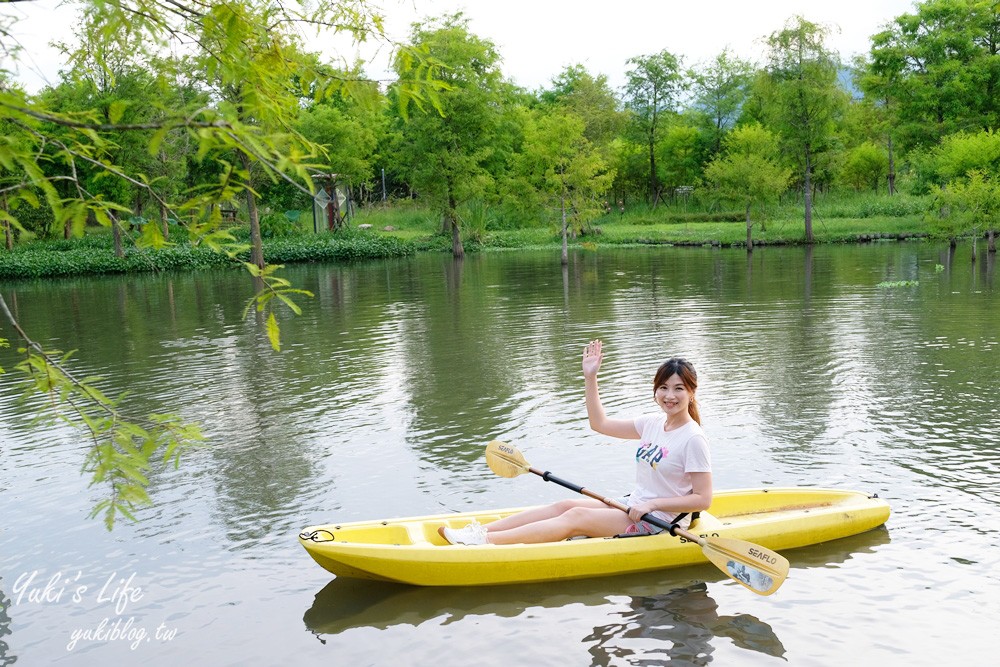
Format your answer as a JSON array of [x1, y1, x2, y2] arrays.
[[531, 467, 703, 543]]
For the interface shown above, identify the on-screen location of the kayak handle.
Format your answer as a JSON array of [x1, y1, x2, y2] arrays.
[[541, 470, 584, 494], [300, 529, 336, 542]]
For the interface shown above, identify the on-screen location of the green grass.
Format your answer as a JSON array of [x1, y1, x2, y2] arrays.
[[367, 191, 936, 250]]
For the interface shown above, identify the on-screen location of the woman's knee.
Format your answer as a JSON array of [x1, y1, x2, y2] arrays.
[[552, 498, 591, 514], [560, 506, 600, 527], [560, 506, 630, 536]]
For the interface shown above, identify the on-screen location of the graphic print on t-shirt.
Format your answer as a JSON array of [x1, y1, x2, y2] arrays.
[[635, 441, 666, 469]]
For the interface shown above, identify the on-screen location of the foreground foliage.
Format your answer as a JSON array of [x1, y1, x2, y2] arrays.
[[0, 0, 435, 528]]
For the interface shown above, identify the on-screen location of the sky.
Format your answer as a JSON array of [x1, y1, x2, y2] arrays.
[[2, 0, 921, 93]]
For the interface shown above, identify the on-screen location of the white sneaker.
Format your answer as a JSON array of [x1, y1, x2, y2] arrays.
[[439, 520, 490, 545]]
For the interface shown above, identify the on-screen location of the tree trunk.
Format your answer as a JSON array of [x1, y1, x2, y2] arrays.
[[648, 131, 657, 204], [111, 213, 124, 258], [561, 190, 569, 265], [745, 203, 753, 253], [804, 148, 814, 243], [449, 214, 464, 259], [887, 135, 896, 196], [988, 229, 996, 253], [448, 193, 464, 259], [160, 202, 169, 241], [238, 150, 265, 270], [972, 234, 978, 263]]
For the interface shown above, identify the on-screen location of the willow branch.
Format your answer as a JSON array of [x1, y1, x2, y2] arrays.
[[0, 99, 231, 132], [0, 292, 120, 419]]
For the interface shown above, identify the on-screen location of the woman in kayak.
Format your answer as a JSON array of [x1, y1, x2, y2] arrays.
[[439, 339, 712, 545]]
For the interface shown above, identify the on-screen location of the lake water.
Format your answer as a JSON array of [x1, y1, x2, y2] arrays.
[[1, 242, 998, 666]]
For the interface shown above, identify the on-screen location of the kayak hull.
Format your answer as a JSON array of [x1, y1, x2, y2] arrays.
[[299, 487, 890, 587]]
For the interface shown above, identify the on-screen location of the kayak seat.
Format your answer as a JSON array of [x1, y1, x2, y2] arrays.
[[690, 511, 723, 531]]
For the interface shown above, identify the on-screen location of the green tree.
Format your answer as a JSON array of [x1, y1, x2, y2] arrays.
[[657, 122, 701, 197], [259, 63, 386, 214], [539, 64, 625, 148], [866, 0, 1000, 152], [688, 49, 755, 158], [46, 17, 170, 254], [298, 96, 383, 189], [761, 15, 845, 243], [606, 136, 647, 205], [929, 170, 1000, 260], [923, 129, 1000, 253], [389, 14, 514, 258], [704, 123, 791, 252], [624, 50, 685, 204], [520, 110, 615, 264], [853, 54, 902, 195], [840, 142, 890, 193], [926, 129, 1000, 184]]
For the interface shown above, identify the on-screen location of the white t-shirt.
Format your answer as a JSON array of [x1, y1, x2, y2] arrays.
[[629, 415, 712, 525]]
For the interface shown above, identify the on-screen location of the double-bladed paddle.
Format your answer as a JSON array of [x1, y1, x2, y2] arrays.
[[484, 440, 789, 596]]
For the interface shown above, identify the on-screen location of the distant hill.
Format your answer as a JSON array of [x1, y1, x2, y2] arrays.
[[839, 66, 863, 100]]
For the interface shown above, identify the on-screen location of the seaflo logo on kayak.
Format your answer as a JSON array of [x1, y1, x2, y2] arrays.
[[748, 548, 778, 565], [10, 569, 179, 651]]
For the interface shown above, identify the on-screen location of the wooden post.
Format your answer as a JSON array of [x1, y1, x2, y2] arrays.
[[326, 182, 336, 231]]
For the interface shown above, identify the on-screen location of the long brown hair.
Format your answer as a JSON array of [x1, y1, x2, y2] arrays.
[[652, 358, 700, 424]]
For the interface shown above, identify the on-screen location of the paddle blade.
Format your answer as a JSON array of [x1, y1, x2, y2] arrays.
[[485, 440, 531, 478], [700, 536, 789, 596]]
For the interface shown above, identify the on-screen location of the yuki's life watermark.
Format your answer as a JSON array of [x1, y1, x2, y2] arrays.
[[11, 570, 179, 651]]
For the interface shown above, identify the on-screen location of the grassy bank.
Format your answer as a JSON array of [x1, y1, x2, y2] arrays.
[[358, 193, 934, 250], [0, 193, 949, 280]]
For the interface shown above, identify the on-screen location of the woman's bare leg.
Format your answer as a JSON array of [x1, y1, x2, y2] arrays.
[[487, 506, 633, 545], [484, 498, 605, 532]]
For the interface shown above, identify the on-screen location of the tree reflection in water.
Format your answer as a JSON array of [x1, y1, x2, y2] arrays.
[[584, 583, 785, 665], [0, 585, 15, 667]]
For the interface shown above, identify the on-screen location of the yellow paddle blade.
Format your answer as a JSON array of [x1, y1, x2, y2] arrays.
[[485, 440, 531, 478], [699, 536, 789, 596]]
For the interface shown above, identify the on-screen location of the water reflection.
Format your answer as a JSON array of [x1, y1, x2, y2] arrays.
[[302, 565, 730, 636], [0, 585, 15, 667], [584, 582, 785, 665]]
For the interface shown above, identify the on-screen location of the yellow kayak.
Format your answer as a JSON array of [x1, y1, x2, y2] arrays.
[[298, 487, 890, 587]]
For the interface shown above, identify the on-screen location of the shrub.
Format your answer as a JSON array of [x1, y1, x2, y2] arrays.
[[262, 232, 416, 263], [259, 211, 300, 238], [0, 245, 230, 279], [0, 230, 416, 280]]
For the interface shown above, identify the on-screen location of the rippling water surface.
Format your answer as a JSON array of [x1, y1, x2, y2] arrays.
[[1, 243, 998, 665]]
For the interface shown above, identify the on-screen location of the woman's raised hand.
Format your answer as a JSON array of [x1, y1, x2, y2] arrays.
[[582, 339, 603, 378]]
